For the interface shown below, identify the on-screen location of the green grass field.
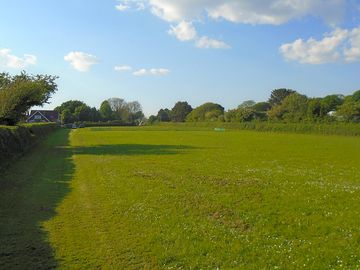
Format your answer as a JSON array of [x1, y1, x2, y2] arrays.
[[1, 127, 360, 269]]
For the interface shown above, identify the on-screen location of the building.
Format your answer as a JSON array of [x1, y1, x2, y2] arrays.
[[27, 110, 60, 123]]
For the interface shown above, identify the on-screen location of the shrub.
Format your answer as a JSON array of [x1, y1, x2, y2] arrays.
[[0, 123, 57, 170]]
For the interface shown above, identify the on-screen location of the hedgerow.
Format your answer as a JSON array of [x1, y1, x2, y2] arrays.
[[152, 122, 360, 136], [0, 123, 57, 170]]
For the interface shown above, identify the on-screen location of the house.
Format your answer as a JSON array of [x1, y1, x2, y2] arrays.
[[27, 110, 60, 123]]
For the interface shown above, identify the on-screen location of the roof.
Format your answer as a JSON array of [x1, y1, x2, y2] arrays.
[[28, 110, 59, 121]]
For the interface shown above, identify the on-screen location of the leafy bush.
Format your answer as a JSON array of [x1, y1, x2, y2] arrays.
[[0, 123, 57, 169]]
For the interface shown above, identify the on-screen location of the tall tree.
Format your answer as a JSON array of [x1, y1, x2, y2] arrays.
[[99, 100, 113, 121], [157, 109, 171, 122], [0, 72, 58, 125], [171, 101, 193, 122], [268, 88, 296, 107]]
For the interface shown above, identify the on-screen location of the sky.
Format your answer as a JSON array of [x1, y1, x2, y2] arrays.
[[1, 0, 360, 116]]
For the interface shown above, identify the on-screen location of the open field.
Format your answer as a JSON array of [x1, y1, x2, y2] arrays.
[[1, 127, 360, 269]]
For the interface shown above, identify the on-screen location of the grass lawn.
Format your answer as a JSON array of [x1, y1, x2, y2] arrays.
[[1, 127, 360, 269]]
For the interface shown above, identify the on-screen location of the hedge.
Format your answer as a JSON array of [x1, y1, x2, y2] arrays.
[[0, 123, 58, 170], [152, 122, 360, 136]]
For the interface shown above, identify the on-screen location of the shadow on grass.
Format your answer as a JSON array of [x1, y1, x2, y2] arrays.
[[72, 144, 196, 156], [0, 129, 74, 269], [0, 133, 196, 269]]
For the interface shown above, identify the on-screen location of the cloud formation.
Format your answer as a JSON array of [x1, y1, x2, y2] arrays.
[[133, 68, 170, 76], [115, 0, 347, 48], [64, 51, 99, 72], [0, 48, 37, 69], [280, 27, 360, 64], [114, 65, 132, 72], [196, 36, 230, 49], [168, 21, 197, 41]]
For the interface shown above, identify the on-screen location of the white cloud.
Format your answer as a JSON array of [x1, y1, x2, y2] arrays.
[[115, 3, 130, 11], [0, 48, 37, 69], [116, 0, 146, 12], [116, 0, 347, 50], [133, 68, 170, 76], [133, 68, 148, 76], [118, 0, 346, 25], [168, 21, 197, 41], [149, 68, 170, 75], [344, 27, 360, 62], [196, 36, 230, 49], [64, 51, 99, 72], [280, 27, 360, 64], [114, 65, 132, 72]]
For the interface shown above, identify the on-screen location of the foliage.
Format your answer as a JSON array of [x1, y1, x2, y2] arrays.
[[171, 101, 193, 122], [99, 100, 113, 121], [268, 88, 296, 107], [186, 102, 224, 122], [157, 109, 171, 122], [268, 93, 308, 122], [238, 100, 256, 108], [0, 72, 58, 125], [0, 123, 57, 168]]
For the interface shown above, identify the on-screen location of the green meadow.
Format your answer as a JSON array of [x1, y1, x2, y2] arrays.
[[1, 127, 359, 269]]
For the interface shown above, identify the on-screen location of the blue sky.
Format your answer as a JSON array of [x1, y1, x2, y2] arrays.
[[1, 0, 360, 116]]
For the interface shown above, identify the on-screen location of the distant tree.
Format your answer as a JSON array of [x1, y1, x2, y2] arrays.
[[74, 104, 91, 122], [268, 88, 296, 107], [352, 90, 360, 102], [61, 109, 73, 124], [99, 100, 113, 121], [336, 99, 360, 122], [238, 100, 256, 109], [252, 102, 271, 112], [268, 93, 308, 122], [171, 101, 193, 122], [107, 98, 126, 111], [307, 98, 322, 121], [148, 115, 158, 124], [320, 94, 344, 116], [157, 109, 171, 122], [186, 102, 224, 122], [55, 100, 86, 114], [89, 107, 101, 122], [0, 72, 58, 125]]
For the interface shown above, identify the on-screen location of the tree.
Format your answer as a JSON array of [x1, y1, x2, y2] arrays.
[[99, 100, 113, 121], [171, 101, 193, 122], [108, 98, 126, 111], [61, 109, 73, 124], [54, 100, 86, 114], [268, 93, 308, 122], [252, 102, 271, 112], [268, 88, 296, 107], [148, 115, 158, 124], [336, 100, 360, 122], [74, 104, 91, 122], [157, 109, 171, 122], [320, 94, 344, 116], [238, 100, 256, 109], [186, 102, 224, 122], [352, 90, 360, 102], [0, 72, 58, 125]]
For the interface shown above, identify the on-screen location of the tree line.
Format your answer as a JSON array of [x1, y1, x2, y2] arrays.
[[1, 72, 359, 126], [149, 89, 360, 124], [55, 98, 145, 125]]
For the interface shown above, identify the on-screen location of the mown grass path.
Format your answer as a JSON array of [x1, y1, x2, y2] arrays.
[[1, 127, 360, 269], [0, 129, 73, 269]]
